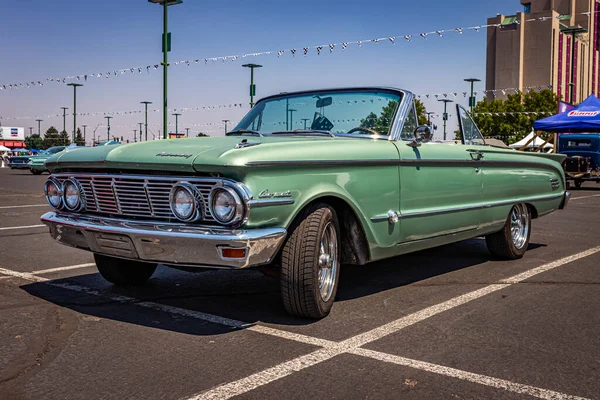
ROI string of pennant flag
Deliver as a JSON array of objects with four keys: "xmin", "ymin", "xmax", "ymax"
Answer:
[
  {"xmin": 0, "ymin": 10, "xmax": 596, "ymax": 92},
  {"xmin": 415, "ymin": 85, "xmax": 553, "ymax": 100}
]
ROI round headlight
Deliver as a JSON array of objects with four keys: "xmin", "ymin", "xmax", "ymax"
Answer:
[
  {"xmin": 209, "ymin": 186, "xmax": 244, "ymax": 225},
  {"xmin": 44, "ymin": 179, "xmax": 63, "ymax": 209},
  {"xmin": 169, "ymin": 183, "xmax": 203, "ymax": 222},
  {"xmin": 63, "ymin": 179, "xmax": 84, "ymax": 211}
]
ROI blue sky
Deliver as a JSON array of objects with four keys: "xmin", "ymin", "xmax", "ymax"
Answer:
[{"xmin": 0, "ymin": 0, "xmax": 524, "ymax": 141}]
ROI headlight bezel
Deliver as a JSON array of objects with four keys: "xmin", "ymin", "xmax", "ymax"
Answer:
[
  {"xmin": 208, "ymin": 184, "xmax": 246, "ymax": 226},
  {"xmin": 44, "ymin": 178, "xmax": 64, "ymax": 209},
  {"xmin": 62, "ymin": 178, "xmax": 85, "ymax": 212},
  {"xmin": 169, "ymin": 182, "xmax": 204, "ymax": 222}
]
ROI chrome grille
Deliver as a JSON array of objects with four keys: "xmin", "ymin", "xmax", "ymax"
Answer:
[{"xmin": 53, "ymin": 174, "xmax": 219, "ymax": 223}]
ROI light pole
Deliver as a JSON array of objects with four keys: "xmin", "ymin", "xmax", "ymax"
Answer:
[
  {"xmin": 141, "ymin": 101, "xmax": 152, "ymax": 141},
  {"xmin": 82, "ymin": 124, "xmax": 87, "ymax": 145},
  {"xmin": 242, "ymin": 63, "xmax": 263, "ymax": 108},
  {"xmin": 133, "ymin": 129, "xmax": 137, "ymax": 142},
  {"xmin": 172, "ymin": 113, "xmax": 181, "ymax": 137},
  {"xmin": 105, "ymin": 116, "xmax": 112, "ymax": 142},
  {"xmin": 67, "ymin": 83, "xmax": 83, "ymax": 143},
  {"xmin": 185, "ymin": 127, "xmax": 190, "ymax": 137},
  {"xmin": 301, "ymin": 118, "xmax": 310, "ymax": 129},
  {"xmin": 288, "ymin": 109, "xmax": 297, "ymax": 129},
  {"xmin": 561, "ymin": 26, "xmax": 588, "ymax": 104},
  {"xmin": 426, "ymin": 112, "xmax": 435, "ymax": 126},
  {"xmin": 222, "ymin": 119, "xmax": 230, "ymax": 133},
  {"xmin": 36, "ymin": 119, "xmax": 43, "ymax": 140},
  {"xmin": 28, "ymin": 127, "xmax": 33, "ymax": 149},
  {"xmin": 61, "ymin": 107, "xmax": 68, "ymax": 136},
  {"xmin": 148, "ymin": 0, "xmax": 183, "ymax": 139},
  {"xmin": 138, "ymin": 122, "xmax": 143, "ymax": 142},
  {"xmin": 438, "ymin": 99, "xmax": 453, "ymax": 140},
  {"xmin": 464, "ymin": 78, "xmax": 481, "ymax": 115}
]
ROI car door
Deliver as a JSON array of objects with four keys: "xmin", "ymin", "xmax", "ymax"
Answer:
[{"xmin": 394, "ymin": 104, "xmax": 483, "ymax": 243}]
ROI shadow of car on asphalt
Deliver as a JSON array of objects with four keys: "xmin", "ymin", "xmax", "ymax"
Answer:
[{"xmin": 20, "ymin": 238, "xmax": 546, "ymax": 336}]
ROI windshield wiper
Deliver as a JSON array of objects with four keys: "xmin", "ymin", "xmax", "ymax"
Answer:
[
  {"xmin": 271, "ymin": 129, "xmax": 335, "ymax": 138},
  {"xmin": 226, "ymin": 129, "xmax": 263, "ymax": 137}
]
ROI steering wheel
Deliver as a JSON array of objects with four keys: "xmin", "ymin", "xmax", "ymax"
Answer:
[{"xmin": 347, "ymin": 127, "xmax": 380, "ymax": 135}]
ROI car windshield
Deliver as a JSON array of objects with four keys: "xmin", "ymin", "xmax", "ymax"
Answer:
[
  {"xmin": 47, "ymin": 147, "xmax": 64, "ymax": 154},
  {"xmin": 233, "ymin": 90, "xmax": 403, "ymax": 137}
]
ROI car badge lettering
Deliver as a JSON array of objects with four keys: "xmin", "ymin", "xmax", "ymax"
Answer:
[
  {"xmin": 156, "ymin": 152, "xmax": 193, "ymax": 159},
  {"xmin": 258, "ymin": 189, "xmax": 292, "ymax": 199},
  {"xmin": 567, "ymin": 110, "xmax": 599, "ymax": 117}
]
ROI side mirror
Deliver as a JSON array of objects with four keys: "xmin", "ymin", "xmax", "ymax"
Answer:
[{"xmin": 407, "ymin": 125, "xmax": 432, "ymax": 148}]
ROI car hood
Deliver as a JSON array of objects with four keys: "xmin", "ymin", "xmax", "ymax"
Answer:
[{"xmin": 45, "ymin": 135, "xmax": 394, "ymax": 174}]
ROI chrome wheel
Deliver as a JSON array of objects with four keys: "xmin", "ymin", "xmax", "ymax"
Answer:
[
  {"xmin": 318, "ymin": 221, "xmax": 338, "ymax": 302},
  {"xmin": 510, "ymin": 204, "xmax": 530, "ymax": 250}
]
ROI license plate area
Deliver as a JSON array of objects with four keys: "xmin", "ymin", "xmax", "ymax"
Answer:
[{"xmin": 92, "ymin": 232, "xmax": 138, "ymax": 258}]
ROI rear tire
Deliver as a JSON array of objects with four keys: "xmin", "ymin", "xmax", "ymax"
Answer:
[
  {"xmin": 485, "ymin": 203, "xmax": 531, "ymax": 260},
  {"xmin": 574, "ymin": 180, "xmax": 583, "ymax": 189},
  {"xmin": 94, "ymin": 254, "xmax": 157, "ymax": 286},
  {"xmin": 280, "ymin": 203, "xmax": 340, "ymax": 319}
]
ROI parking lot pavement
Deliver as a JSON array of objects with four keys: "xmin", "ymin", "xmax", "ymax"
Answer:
[{"xmin": 1, "ymin": 166, "xmax": 599, "ymax": 400}]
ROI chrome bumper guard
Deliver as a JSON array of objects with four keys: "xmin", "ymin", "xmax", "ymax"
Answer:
[
  {"xmin": 41, "ymin": 212, "xmax": 287, "ymax": 269},
  {"xmin": 559, "ymin": 191, "xmax": 571, "ymax": 210}
]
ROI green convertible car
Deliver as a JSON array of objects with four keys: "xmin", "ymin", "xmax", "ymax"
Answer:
[
  {"xmin": 28, "ymin": 146, "xmax": 67, "ymax": 174},
  {"xmin": 41, "ymin": 87, "xmax": 569, "ymax": 318}
]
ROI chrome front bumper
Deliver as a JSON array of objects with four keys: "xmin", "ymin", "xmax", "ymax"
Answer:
[
  {"xmin": 41, "ymin": 212, "xmax": 287, "ymax": 269},
  {"xmin": 559, "ymin": 191, "xmax": 571, "ymax": 210}
]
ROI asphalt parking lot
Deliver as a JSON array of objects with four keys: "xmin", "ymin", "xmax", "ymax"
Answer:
[{"xmin": 1, "ymin": 166, "xmax": 599, "ymax": 400}]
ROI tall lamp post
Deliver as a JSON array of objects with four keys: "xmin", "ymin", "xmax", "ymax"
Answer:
[
  {"xmin": 138, "ymin": 123, "xmax": 143, "ymax": 142},
  {"xmin": 105, "ymin": 116, "xmax": 112, "ymax": 142},
  {"xmin": 82, "ymin": 125, "xmax": 87, "ymax": 146},
  {"xmin": 288, "ymin": 109, "xmax": 297, "ymax": 129},
  {"xmin": 185, "ymin": 127, "xmax": 190, "ymax": 137},
  {"xmin": 426, "ymin": 112, "xmax": 435, "ymax": 126},
  {"xmin": 61, "ymin": 107, "xmax": 68, "ymax": 137},
  {"xmin": 222, "ymin": 119, "xmax": 230, "ymax": 133},
  {"xmin": 438, "ymin": 99, "xmax": 453, "ymax": 140},
  {"xmin": 28, "ymin": 127, "xmax": 33, "ymax": 149},
  {"xmin": 140, "ymin": 101, "xmax": 152, "ymax": 141},
  {"xmin": 242, "ymin": 63, "xmax": 262, "ymax": 108},
  {"xmin": 301, "ymin": 118, "xmax": 310, "ymax": 129},
  {"xmin": 148, "ymin": 0, "xmax": 183, "ymax": 139},
  {"xmin": 464, "ymin": 78, "xmax": 481, "ymax": 115},
  {"xmin": 172, "ymin": 113, "xmax": 181, "ymax": 137},
  {"xmin": 36, "ymin": 119, "xmax": 43, "ymax": 137},
  {"xmin": 67, "ymin": 83, "xmax": 83, "ymax": 143},
  {"xmin": 561, "ymin": 26, "xmax": 588, "ymax": 104}
]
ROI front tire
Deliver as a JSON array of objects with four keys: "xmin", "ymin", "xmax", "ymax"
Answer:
[
  {"xmin": 30, "ymin": 169, "xmax": 42, "ymax": 175},
  {"xmin": 485, "ymin": 203, "xmax": 531, "ymax": 259},
  {"xmin": 94, "ymin": 254, "xmax": 157, "ymax": 286},
  {"xmin": 280, "ymin": 203, "xmax": 341, "ymax": 319}
]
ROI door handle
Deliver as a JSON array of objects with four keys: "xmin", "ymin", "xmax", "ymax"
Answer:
[{"xmin": 469, "ymin": 151, "xmax": 484, "ymax": 161}]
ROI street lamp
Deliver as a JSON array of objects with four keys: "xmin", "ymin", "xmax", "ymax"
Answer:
[
  {"xmin": 222, "ymin": 119, "xmax": 230, "ymax": 133},
  {"xmin": 67, "ymin": 83, "xmax": 83, "ymax": 143},
  {"xmin": 242, "ymin": 63, "xmax": 263, "ymax": 108},
  {"xmin": 148, "ymin": 0, "xmax": 183, "ymax": 139},
  {"xmin": 561, "ymin": 26, "xmax": 588, "ymax": 104},
  {"xmin": 140, "ymin": 101, "xmax": 152, "ymax": 141},
  {"xmin": 104, "ymin": 116, "xmax": 112, "ymax": 142},
  {"xmin": 133, "ymin": 129, "xmax": 137, "ymax": 142},
  {"xmin": 301, "ymin": 118, "xmax": 311, "ymax": 129},
  {"xmin": 464, "ymin": 78, "xmax": 481, "ymax": 115},
  {"xmin": 138, "ymin": 123, "xmax": 143, "ymax": 142},
  {"xmin": 438, "ymin": 99, "xmax": 453, "ymax": 140},
  {"xmin": 185, "ymin": 127, "xmax": 190, "ymax": 137},
  {"xmin": 28, "ymin": 127, "xmax": 33, "ymax": 149},
  {"xmin": 61, "ymin": 107, "xmax": 68, "ymax": 136},
  {"xmin": 426, "ymin": 112, "xmax": 435, "ymax": 126},
  {"xmin": 172, "ymin": 113, "xmax": 181, "ymax": 137},
  {"xmin": 288, "ymin": 109, "xmax": 297, "ymax": 129},
  {"xmin": 82, "ymin": 124, "xmax": 87, "ymax": 146}
]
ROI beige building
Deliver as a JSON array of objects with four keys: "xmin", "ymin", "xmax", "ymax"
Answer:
[{"xmin": 486, "ymin": 0, "xmax": 599, "ymax": 104}]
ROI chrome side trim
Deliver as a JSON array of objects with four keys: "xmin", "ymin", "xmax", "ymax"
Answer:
[
  {"xmin": 248, "ymin": 198, "xmax": 295, "ymax": 208},
  {"xmin": 370, "ymin": 192, "xmax": 565, "ymax": 222},
  {"xmin": 246, "ymin": 159, "xmax": 400, "ymax": 167}
]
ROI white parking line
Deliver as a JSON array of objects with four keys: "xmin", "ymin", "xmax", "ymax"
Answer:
[
  {"xmin": 351, "ymin": 348, "xmax": 588, "ymax": 400},
  {"xmin": 1, "ymin": 247, "xmax": 598, "ymax": 400},
  {"xmin": 0, "ymin": 224, "xmax": 45, "ymax": 231},
  {"xmin": 571, "ymin": 194, "xmax": 600, "ymax": 201},
  {"xmin": 31, "ymin": 263, "xmax": 96, "ymax": 275},
  {"xmin": 187, "ymin": 246, "xmax": 600, "ymax": 400},
  {"xmin": 0, "ymin": 204, "xmax": 48, "ymax": 209}
]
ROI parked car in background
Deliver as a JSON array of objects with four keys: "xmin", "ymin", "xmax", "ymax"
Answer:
[
  {"xmin": 28, "ymin": 146, "xmax": 67, "ymax": 174},
  {"xmin": 559, "ymin": 133, "xmax": 600, "ymax": 188},
  {"xmin": 40, "ymin": 87, "xmax": 569, "ymax": 319},
  {"xmin": 7, "ymin": 153, "xmax": 33, "ymax": 169}
]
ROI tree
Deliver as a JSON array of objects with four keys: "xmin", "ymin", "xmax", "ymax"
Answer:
[
  {"xmin": 415, "ymin": 99, "xmax": 428, "ymax": 126},
  {"xmin": 42, "ymin": 126, "xmax": 62, "ymax": 148},
  {"xmin": 26, "ymin": 134, "xmax": 43, "ymax": 150},
  {"xmin": 196, "ymin": 132, "xmax": 209, "ymax": 137},
  {"xmin": 58, "ymin": 130, "xmax": 71, "ymax": 146},
  {"xmin": 359, "ymin": 100, "xmax": 400, "ymax": 134},
  {"xmin": 75, "ymin": 128, "xmax": 85, "ymax": 146},
  {"xmin": 472, "ymin": 89, "xmax": 558, "ymax": 144}
]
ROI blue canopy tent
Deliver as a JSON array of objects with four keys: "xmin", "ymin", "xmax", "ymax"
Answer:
[{"xmin": 534, "ymin": 94, "xmax": 600, "ymax": 132}]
